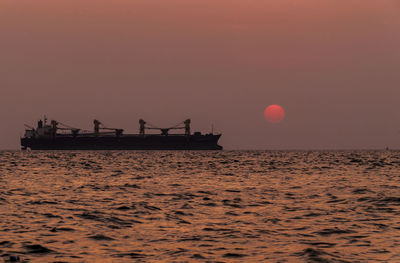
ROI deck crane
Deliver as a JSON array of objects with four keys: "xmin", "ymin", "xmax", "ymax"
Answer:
[
  {"xmin": 49, "ymin": 120, "xmax": 82, "ymax": 137},
  {"xmin": 139, "ymin": 119, "xmax": 191, "ymax": 136},
  {"xmin": 93, "ymin": 120, "xmax": 124, "ymax": 137}
]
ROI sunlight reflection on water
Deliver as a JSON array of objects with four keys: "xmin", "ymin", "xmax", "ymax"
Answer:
[{"xmin": 0, "ymin": 150, "xmax": 399, "ymax": 262}]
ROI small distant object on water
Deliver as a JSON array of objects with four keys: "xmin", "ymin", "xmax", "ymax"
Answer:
[
  {"xmin": 21, "ymin": 117, "xmax": 222, "ymax": 150},
  {"xmin": 6, "ymin": 255, "xmax": 20, "ymax": 262}
]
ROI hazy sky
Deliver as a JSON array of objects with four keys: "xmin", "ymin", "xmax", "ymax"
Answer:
[{"xmin": 1, "ymin": 0, "xmax": 400, "ymax": 150}]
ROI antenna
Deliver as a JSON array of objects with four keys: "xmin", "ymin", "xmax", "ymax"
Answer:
[{"xmin": 211, "ymin": 124, "xmax": 214, "ymax": 134}]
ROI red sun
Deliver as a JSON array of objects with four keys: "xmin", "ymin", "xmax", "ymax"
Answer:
[{"xmin": 264, "ymin": 105, "xmax": 285, "ymax": 123}]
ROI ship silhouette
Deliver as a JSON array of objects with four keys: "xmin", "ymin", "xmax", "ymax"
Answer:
[{"xmin": 21, "ymin": 118, "xmax": 222, "ymax": 150}]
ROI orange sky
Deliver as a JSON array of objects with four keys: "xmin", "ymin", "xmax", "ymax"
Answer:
[{"xmin": 1, "ymin": 0, "xmax": 400, "ymax": 149}]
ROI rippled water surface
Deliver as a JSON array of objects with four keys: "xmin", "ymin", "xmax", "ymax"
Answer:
[{"xmin": 0, "ymin": 150, "xmax": 399, "ymax": 262}]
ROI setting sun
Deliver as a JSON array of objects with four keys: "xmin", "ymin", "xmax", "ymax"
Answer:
[{"xmin": 264, "ymin": 105, "xmax": 285, "ymax": 123}]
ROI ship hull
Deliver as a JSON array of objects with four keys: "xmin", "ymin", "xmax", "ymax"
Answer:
[{"xmin": 21, "ymin": 134, "xmax": 222, "ymax": 150}]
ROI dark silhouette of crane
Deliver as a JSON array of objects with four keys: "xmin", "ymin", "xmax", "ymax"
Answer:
[
  {"xmin": 93, "ymin": 119, "xmax": 123, "ymax": 137},
  {"xmin": 139, "ymin": 119, "xmax": 191, "ymax": 136}
]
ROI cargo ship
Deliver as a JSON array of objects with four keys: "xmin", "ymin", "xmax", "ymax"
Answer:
[{"xmin": 21, "ymin": 118, "xmax": 222, "ymax": 150}]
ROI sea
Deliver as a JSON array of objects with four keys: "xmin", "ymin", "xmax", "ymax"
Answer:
[{"xmin": 0, "ymin": 150, "xmax": 399, "ymax": 262}]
